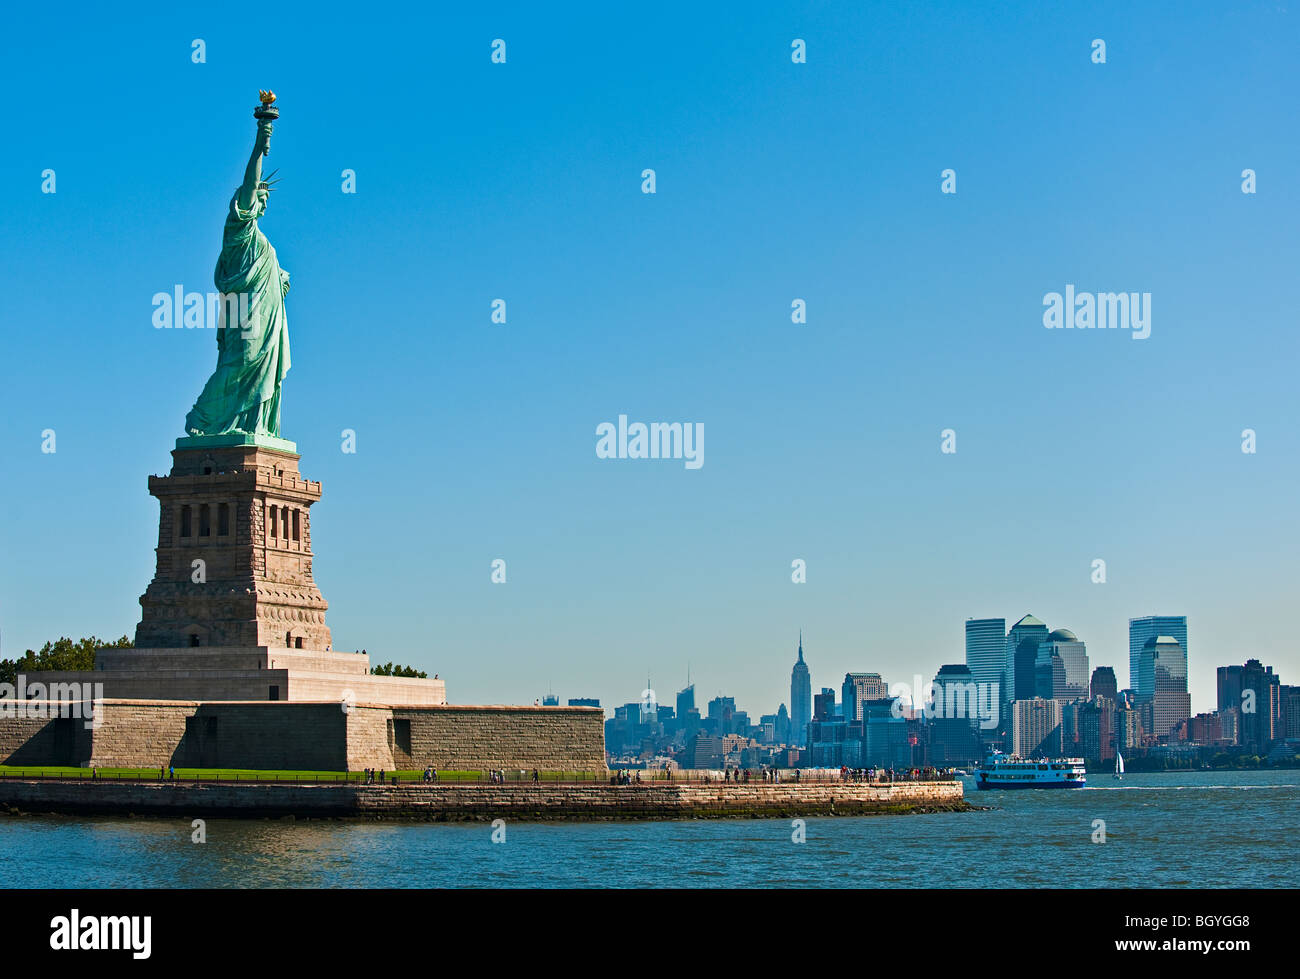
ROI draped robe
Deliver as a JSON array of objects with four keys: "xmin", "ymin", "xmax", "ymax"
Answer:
[{"xmin": 184, "ymin": 195, "xmax": 291, "ymax": 437}]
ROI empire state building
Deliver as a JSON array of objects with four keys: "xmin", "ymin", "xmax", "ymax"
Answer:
[{"xmin": 790, "ymin": 632, "xmax": 812, "ymax": 748}]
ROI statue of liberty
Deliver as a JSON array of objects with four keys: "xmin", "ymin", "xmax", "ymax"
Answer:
[{"xmin": 184, "ymin": 92, "xmax": 291, "ymax": 439}]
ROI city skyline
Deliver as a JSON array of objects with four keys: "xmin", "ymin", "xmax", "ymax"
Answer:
[
  {"xmin": 603, "ymin": 625, "xmax": 1293, "ymax": 769},
  {"xmin": 591, "ymin": 613, "xmax": 1258, "ymax": 725},
  {"xmin": 604, "ymin": 627, "xmax": 1296, "ymax": 768}
]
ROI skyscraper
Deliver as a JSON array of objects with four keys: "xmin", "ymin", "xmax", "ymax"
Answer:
[
  {"xmin": 1138, "ymin": 636, "xmax": 1191, "ymax": 741},
  {"xmin": 1034, "ymin": 628, "xmax": 1090, "ymax": 701},
  {"xmin": 1005, "ymin": 614, "xmax": 1049, "ymax": 704},
  {"xmin": 640, "ymin": 678, "xmax": 658, "ymax": 724},
  {"xmin": 965, "ymin": 617, "xmax": 1006, "ymax": 706},
  {"xmin": 842, "ymin": 672, "xmax": 887, "ymax": 721},
  {"xmin": 706, "ymin": 695, "xmax": 736, "ymax": 727},
  {"xmin": 813, "ymin": 687, "xmax": 837, "ymax": 720},
  {"xmin": 1217, "ymin": 664, "xmax": 1244, "ymax": 714},
  {"xmin": 1220, "ymin": 659, "xmax": 1281, "ymax": 752},
  {"xmin": 676, "ymin": 682, "xmax": 695, "ymax": 720},
  {"xmin": 1010, "ymin": 698, "xmax": 1063, "ymax": 757},
  {"xmin": 930, "ymin": 664, "xmax": 981, "ymax": 764},
  {"xmin": 1079, "ymin": 698, "xmax": 1116, "ymax": 762},
  {"xmin": 863, "ymin": 697, "xmax": 911, "ymax": 768},
  {"xmin": 1281, "ymin": 686, "xmax": 1300, "ymax": 741},
  {"xmin": 1090, "ymin": 666, "xmax": 1118, "ymax": 704},
  {"xmin": 790, "ymin": 633, "xmax": 811, "ymax": 747},
  {"xmin": 1115, "ymin": 697, "xmax": 1143, "ymax": 750},
  {"xmin": 776, "ymin": 703, "xmax": 791, "ymax": 745},
  {"xmin": 1129, "ymin": 615, "xmax": 1188, "ymax": 695},
  {"xmin": 931, "ymin": 663, "xmax": 981, "ymax": 723}
]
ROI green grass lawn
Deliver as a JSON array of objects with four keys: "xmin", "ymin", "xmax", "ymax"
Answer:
[
  {"xmin": 0, "ymin": 766, "xmax": 354, "ymax": 780},
  {"xmin": 0, "ymin": 766, "xmax": 605, "ymax": 782}
]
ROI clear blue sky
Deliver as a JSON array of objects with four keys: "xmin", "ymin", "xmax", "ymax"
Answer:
[{"xmin": 2, "ymin": 2, "xmax": 1296, "ymax": 719}]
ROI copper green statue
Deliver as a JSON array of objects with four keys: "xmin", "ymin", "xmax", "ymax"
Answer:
[{"xmin": 183, "ymin": 92, "xmax": 291, "ymax": 443}]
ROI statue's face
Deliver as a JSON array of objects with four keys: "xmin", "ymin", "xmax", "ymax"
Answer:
[{"xmin": 255, "ymin": 185, "xmax": 270, "ymax": 217}]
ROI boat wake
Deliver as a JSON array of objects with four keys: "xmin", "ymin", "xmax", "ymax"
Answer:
[{"xmin": 1083, "ymin": 783, "xmax": 1295, "ymax": 791}]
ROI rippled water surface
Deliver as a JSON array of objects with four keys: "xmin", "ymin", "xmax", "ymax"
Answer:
[{"xmin": 2, "ymin": 770, "xmax": 1295, "ymax": 887}]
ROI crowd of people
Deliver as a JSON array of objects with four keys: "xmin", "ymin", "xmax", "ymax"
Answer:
[
  {"xmin": 614, "ymin": 765, "xmax": 957, "ymax": 784},
  {"xmin": 707, "ymin": 766, "xmax": 786, "ymax": 783},
  {"xmin": 685, "ymin": 767, "xmax": 802, "ymax": 783},
  {"xmin": 837, "ymin": 765, "xmax": 956, "ymax": 782},
  {"xmin": 350, "ymin": 765, "xmax": 959, "ymax": 785}
]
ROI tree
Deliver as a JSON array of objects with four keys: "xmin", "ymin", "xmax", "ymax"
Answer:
[
  {"xmin": 369, "ymin": 662, "xmax": 427, "ymax": 678},
  {"xmin": 0, "ymin": 635, "xmax": 132, "ymax": 686}
]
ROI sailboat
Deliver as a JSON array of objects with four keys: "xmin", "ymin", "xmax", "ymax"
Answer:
[{"xmin": 1114, "ymin": 751, "xmax": 1124, "ymax": 780}]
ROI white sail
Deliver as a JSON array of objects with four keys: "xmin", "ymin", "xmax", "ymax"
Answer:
[{"xmin": 1116, "ymin": 752, "xmax": 1125, "ymax": 775}]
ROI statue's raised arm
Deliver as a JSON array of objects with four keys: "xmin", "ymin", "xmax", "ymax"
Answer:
[
  {"xmin": 182, "ymin": 92, "xmax": 292, "ymax": 442},
  {"xmin": 238, "ymin": 118, "xmax": 273, "ymax": 212}
]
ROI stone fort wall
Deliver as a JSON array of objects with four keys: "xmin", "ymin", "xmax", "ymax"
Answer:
[
  {"xmin": 0, "ymin": 700, "xmax": 605, "ymax": 774},
  {"xmin": 358, "ymin": 705, "xmax": 608, "ymax": 773},
  {"xmin": 0, "ymin": 713, "xmax": 90, "ymax": 766},
  {"xmin": 89, "ymin": 701, "xmax": 193, "ymax": 768}
]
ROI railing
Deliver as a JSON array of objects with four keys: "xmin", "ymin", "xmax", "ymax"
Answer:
[{"xmin": 613, "ymin": 768, "xmax": 960, "ymax": 785}]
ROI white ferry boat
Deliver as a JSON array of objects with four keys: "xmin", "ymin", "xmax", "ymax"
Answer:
[{"xmin": 974, "ymin": 752, "xmax": 1086, "ymax": 790}]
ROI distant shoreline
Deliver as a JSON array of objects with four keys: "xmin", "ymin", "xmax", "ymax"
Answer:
[{"xmin": 1081, "ymin": 763, "xmax": 1300, "ymax": 775}]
